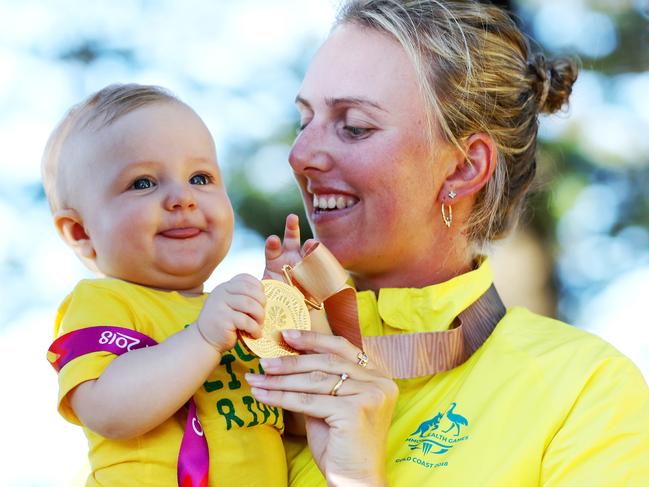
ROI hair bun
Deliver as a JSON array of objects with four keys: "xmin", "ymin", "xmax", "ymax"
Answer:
[{"xmin": 529, "ymin": 54, "xmax": 579, "ymax": 114}]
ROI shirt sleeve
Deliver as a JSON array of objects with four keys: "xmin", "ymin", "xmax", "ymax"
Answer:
[
  {"xmin": 540, "ymin": 355, "xmax": 649, "ymax": 486},
  {"xmin": 52, "ymin": 280, "xmax": 138, "ymax": 425}
]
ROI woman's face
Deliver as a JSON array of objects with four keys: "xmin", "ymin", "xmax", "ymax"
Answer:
[{"xmin": 289, "ymin": 24, "xmax": 456, "ymax": 281}]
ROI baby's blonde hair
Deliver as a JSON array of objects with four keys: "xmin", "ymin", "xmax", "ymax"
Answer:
[
  {"xmin": 336, "ymin": 0, "xmax": 579, "ymax": 245},
  {"xmin": 41, "ymin": 83, "xmax": 179, "ymax": 212}
]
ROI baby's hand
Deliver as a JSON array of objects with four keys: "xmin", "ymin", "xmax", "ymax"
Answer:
[
  {"xmin": 264, "ymin": 214, "xmax": 317, "ymax": 281},
  {"xmin": 195, "ymin": 274, "xmax": 265, "ymax": 353}
]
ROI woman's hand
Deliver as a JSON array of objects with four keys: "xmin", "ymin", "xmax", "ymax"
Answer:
[
  {"xmin": 263, "ymin": 213, "xmax": 317, "ymax": 281},
  {"xmin": 246, "ymin": 330, "xmax": 398, "ymax": 487}
]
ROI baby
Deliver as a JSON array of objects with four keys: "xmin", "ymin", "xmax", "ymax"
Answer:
[{"xmin": 42, "ymin": 84, "xmax": 288, "ymax": 486}]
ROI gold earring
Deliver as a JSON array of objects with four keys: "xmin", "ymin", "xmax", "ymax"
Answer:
[{"xmin": 441, "ymin": 190, "xmax": 457, "ymax": 228}]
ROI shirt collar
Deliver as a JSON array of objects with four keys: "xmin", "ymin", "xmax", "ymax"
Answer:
[{"xmin": 356, "ymin": 257, "xmax": 494, "ymax": 334}]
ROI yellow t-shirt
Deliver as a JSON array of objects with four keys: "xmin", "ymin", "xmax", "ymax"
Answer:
[
  {"xmin": 53, "ymin": 278, "xmax": 286, "ymax": 487},
  {"xmin": 286, "ymin": 259, "xmax": 649, "ymax": 486}
]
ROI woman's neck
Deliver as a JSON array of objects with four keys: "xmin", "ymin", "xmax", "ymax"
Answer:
[{"xmin": 350, "ymin": 239, "xmax": 475, "ymax": 293}]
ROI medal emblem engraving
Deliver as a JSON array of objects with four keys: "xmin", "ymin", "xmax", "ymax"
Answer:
[{"xmin": 241, "ymin": 280, "xmax": 311, "ymax": 357}]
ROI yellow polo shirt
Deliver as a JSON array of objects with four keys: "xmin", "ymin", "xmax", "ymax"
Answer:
[
  {"xmin": 286, "ymin": 259, "xmax": 649, "ymax": 486},
  {"xmin": 53, "ymin": 278, "xmax": 286, "ymax": 487}
]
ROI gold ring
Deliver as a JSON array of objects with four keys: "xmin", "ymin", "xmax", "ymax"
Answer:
[
  {"xmin": 330, "ymin": 372, "xmax": 349, "ymax": 396},
  {"xmin": 356, "ymin": 351, "xmax": 369, "ymax": 368}
]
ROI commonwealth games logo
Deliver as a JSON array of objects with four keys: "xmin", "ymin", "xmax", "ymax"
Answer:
[{"xmin": 406, "ymin": 402, "xmax": 470, "ymax": 455}]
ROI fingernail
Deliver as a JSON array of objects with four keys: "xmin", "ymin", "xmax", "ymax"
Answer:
[
  {"xmin": 245, "ymin": 373, "xmax": 263, "ymax": 384},
  {"xmin": 260, "ymin": 358, "xmax": 280, "ymax": 370},
  {"xmin": 282, "ymin": 329, "xmax": 301, "ymax": 340},
  {"xmin": 250, "ymin": 387, "xmax": 267, "ymax": 399}
]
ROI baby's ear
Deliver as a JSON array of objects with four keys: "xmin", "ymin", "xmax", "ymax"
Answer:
[{"xmin": 53, "ymin": 209, "xmax": 96, "ymax": 262}]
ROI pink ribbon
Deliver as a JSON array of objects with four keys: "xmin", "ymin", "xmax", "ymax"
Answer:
[{"xmin": 48, "ymin": 326, "xmax": 209, "ymax": 487}]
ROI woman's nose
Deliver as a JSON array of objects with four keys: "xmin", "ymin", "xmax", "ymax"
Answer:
[
  {"xmin": 164, "ymin": 182, "xmax": 196, "ymax": 211},
  {"xmin": 288, "ymin": 122, "xmax": 333, "ymax": 175}
]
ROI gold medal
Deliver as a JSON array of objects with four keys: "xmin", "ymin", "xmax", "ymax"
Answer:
[{"xmin": 240, "ymin": 280, "xmax": 311, "ymax": 358}]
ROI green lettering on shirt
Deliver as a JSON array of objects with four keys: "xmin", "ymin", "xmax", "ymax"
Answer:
[
  {"xmin": 203, "ymin": 378, "xmax": 224, "ymax": 393},
  {"xmin": 234, "ymin": 342, "xmax": 256, "ymax": 362},
  {"xmin": 242, "ymin": 395, "xmax": 259, "ymax": 426},
  {"xmin": 220, "ymin": 353, "xmax": 241, "ymax": 390},
  {"xmin": 216, "ymin": 398, "xmax": 244, "ymax": 430},
  {"xmin": 268, "ymin": 404, "xmax": 281, "ymax": 426},
  {"xmin": 256, "ymin": 399, "xmax": 271, "ymax": 423}
]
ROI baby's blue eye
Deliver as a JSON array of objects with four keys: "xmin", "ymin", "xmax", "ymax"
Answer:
[
  {"xmin": 190, "ymin": 174, "xmax": 210, "ymax": 185},
  {"xmin": 131, "ymin": 178, "xmax": 155, "ymax": 190}
]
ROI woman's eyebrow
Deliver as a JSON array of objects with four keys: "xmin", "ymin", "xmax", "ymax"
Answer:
[
  {"xmin": 326, "ymin": 96, "xmax": 386, "ymax": 112},
  {"xmin": 295, "ymin": 94, "xmax": 386, "ymax": 112}
]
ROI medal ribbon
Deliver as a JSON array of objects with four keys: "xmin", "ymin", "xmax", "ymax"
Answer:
[
  {"xmin": 47, "ymin": 326, "xmax": 209, "ymax": 487},
  {"xmin": 290, "ymin": 244, "xmax": 506, "ymax": 379}
]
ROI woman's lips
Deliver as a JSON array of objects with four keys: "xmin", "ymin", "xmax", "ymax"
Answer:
[
  {"xmin": 312, "ymin": 193, "xmax": 358, "ymax": 210},
  {"xmin": 159, "ymin": 227, "xmax": 202, "ymax": 239},
  {"xmin": 310, "ymin": 200, "xmax": 358, "ymax": 224}
]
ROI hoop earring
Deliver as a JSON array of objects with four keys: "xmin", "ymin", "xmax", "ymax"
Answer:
[{"xmin": 441, "ymin": 190, "xmax": 457, "ymax": 228}]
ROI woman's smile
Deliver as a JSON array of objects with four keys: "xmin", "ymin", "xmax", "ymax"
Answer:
[{"xmin": 311, "ymin": 193, "xmax": 358, "ymax": 211}]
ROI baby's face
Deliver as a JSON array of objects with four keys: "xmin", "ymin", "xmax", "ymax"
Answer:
[{"xmin": 69, "ymin": 101, "xmax": 233, "ymax": 293}]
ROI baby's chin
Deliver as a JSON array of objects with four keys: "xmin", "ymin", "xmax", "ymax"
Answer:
[
  {"xmin": 137, "ymin": 275, "xmax": 207, "ymax": 295},
  {"xmin": 156, "ymin": 267, "xmax": 214, "ymax": 291},
  {"xmin": 111, "ymin": 267, "xmax": 213, "ymax": 295},
  {"xmin": 160, "ymin": 249, "xmax": 225, "ymax": 278},
  {"xmin": 98, "ymin": 253, "xmax": 222, "ymax": 293}
]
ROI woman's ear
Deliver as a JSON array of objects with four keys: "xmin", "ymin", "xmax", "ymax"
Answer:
[
  {"xmin": 53, "ymin": 209, "xmax": 96, "ymax": 261},
  {"xmin": 438, "ymin": 133, "xmax": 497, "ymax": 203}
]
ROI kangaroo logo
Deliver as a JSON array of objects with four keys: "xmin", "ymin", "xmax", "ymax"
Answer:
[
  {"xmin": 406, "ymin": 402, "xmax": 470, "ymax": 455},
  {"xmin": 410, "ymin": 412, "xmax": 443, "ymax": 437}
]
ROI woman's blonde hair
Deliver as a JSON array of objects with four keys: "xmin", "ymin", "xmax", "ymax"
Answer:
[{"xmin": 336, "ymin": 0, "xmax": 578, "ymax": 244}]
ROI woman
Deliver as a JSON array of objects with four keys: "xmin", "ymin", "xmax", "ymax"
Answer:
[{"xmin": 247, "ymin": 1, "xmax": 649, "ymax": 485}]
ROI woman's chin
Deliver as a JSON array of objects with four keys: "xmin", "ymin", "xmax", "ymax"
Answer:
[{"xmin": 314, "ymin": 238, "xmax": 361, "ymax": 271}]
